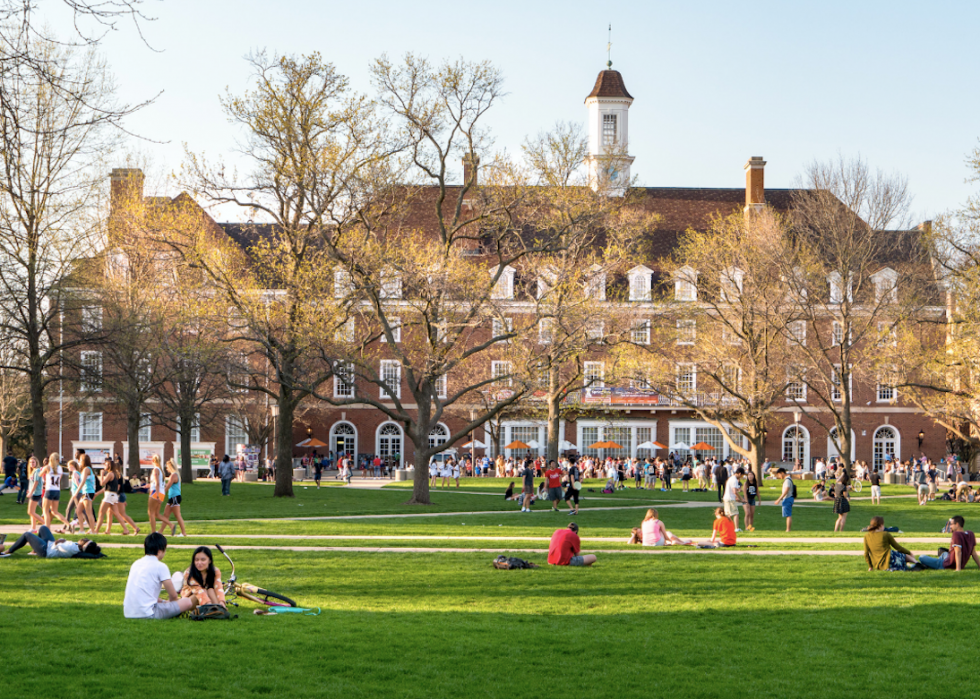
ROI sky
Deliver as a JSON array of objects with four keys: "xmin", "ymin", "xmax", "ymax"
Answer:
[{"xmin": 42, "ymin": 0, "xmax": 980, "ymax": 223}]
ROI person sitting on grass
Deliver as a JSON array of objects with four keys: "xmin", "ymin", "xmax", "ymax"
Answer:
[
  {"xmin": 639, "ymin": 508, "xmax": 693, "ymax": 546},
  {"xmin": 179, "ymin": 546, "xmax": 226, "ymax": 607},
  {"xmin": 811, "ymin": 481, "xmax": 827, "ymax": 502},
  {"xmin": 504, "ymin": 481, "xmax": 517, "ymax": 501},
  {"xmin": 863, "ymin": 516, "xmax": 918, "ymax": 571},
  {"xmin": 123, "ymin": 532, "xmax": 199, "ymax": 619},
  {"xmin": 916, "ymin": 515, "xmax": 980, "ymax": 571},
  {"xmin": 548, "ymin": 522, "xmax": 596, "ymax": 567},
  {"xmin": 0, "ymin": 525, "xmax": 101, "ymax": 558},
  {"xmin": 700, "ymin": 508, "xmax": 737, "ymax": 548}
]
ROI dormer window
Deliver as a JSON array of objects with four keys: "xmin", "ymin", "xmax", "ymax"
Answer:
[
  {"xmin": 828, "ymin": 271, "xmax": 852, "ymax": 304},
  {"xmin": 491, "ymin": 265, "xmax": 516, "ymax": 300},
  {"xmin": 334, "ymin": 269, "xmax": 353, "ymax": 298},
  {"xmin": 584, "ymin": 266, "xmax": 606, "ymax": 300},
  {"xmin": 602, "ymin": 114, "xmax": 617, "ymax": 146},
  {"xmin": 871, "ymin": 267, "xmax": 898, "ymax": 304},
  {"xmin": 674, "ymin": 266, "xmax": 698, "ymax": 302},
  {"xmin": 537, "ymin": 268, "xmax": 559, "ymax": 300},
  {"xmin": 628, "ymin": 265, "xmax": 653, "ymax": 301}
]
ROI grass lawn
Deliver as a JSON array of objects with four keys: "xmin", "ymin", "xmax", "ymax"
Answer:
[{"xmin": 0, "ymin": 547, "xmax": 974, "ymax": 699}]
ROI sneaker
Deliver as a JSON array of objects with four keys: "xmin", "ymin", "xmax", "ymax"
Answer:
[{"xmin": 735, "ymin": 528, "xmax": 743, "ymax": 533}]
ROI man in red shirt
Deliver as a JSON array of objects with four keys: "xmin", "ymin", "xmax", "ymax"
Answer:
[
  {"xmin": 547, "ymin": 523, "xmax": 596, "ymax": 566},
  {"xmin": 544, "ymin": 460, "xmax": 564, "ymax": 512},
  {"xmin": 918, "ymin": 515, "xmax": 980, "ymax": 570}
]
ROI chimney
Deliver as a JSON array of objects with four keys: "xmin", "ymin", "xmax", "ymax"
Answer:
[
  {"xmin": 110, "ymin": 168, "xmax": 145, "ymax": 217},
  {"xmin": 744, "ymin": 157, "xmax": 766, "ymax": 214},
  {"xmin": 462, "ymin": 153, "xmax": 480, "ymax": 186}
]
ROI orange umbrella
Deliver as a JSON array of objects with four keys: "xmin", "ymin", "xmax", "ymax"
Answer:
[
  {"xmin": 304, "ymin": 437, "xmax": 328, "ymax": 448},
  {"xmin": 587, "ymin": 441, "xmax": 624, "ymax": 450},
  {"xmin": 603, "ymin": 441, "xmax": 624, "ymax": 449},
  {"xmin": 652, "ymin": 441, "xmax": 668, "ymax": 449},
  {"xmin": 691, "ymin": 442, "xmax": 715, "ymax": 450},
  {"xmin": 504, "ymin": 440, "xmax": 531, "ymax": 450}
]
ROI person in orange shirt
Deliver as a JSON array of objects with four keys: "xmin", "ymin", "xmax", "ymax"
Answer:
[{"xmin": 707, "ymin": 507, "xmax": 737, "ymax": 547}]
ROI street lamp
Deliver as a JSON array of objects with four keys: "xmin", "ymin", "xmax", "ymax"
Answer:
[
  {"xmin": 918, "ymin": 430, "xmax": 925, "ymax": 449},
  {"xmin": 793, "ymin": 409, "xmax": 802, "ymax": 470}
]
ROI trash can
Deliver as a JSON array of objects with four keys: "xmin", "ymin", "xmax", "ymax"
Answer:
[
  {"xmin": 395, "ymin": 469, "xmax": 408, "ymax": 481},
  {"xmin": 292, "ymin": 468, "xmax": 305, "ymax": 482}
]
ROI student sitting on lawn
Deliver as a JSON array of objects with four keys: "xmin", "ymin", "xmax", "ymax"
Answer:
[
  {"xmin": 863, "ymin": 516, "xmax": 918, "ymax": 571},
  {"xmin": 917, "ymin": 516, "xmax": 980, "ymax": 571},
  {"xmin": 639, "ymin": 509, "xmax": 693, "ymax": 546},
  {"xmin": 0, "ymin": 525, "xmax": 101, "ymax": 558},
  {"xmin": 123, "ymin": 532, "xmax": 198, "ymax": 619},
  {"xmin": 548, "ymin": 522, "xmax": 596, "ymax": 566},
  {"xmin": 700, "ymin": 508, "xmax": 737, "ymax": 548}
]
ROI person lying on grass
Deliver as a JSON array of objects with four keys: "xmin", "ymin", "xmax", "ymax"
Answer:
[
  {"xmin": 123, "ymin": 532, "xmax": 199, "ymax": 620},
  {"xmin": 0, "ymin": 525, "xmax": 101, "ymax": 558},
  {"xmin": 699, "ymin": 508, "xmax": 737, "ymax": 548},
  {"xmin": 631, "ymin": 508, "xmax": 693, "ymax": 546},
  {"xmin": 548, "ymin": 522, "xmax": 596, "ymax": 567},
  {"xmin": 863, "ymin": 516, "xmax": 918, "ymax": 571}
]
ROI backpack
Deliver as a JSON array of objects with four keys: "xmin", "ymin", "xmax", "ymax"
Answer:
[
  {"xmin": 188, "ymin": 604, "xmax": 234, "ymax": 621},
  {"xmin": 492, "ymin": 555, "xmax": 538, "ymax": 570},
  {"xmin": 787, "ymin": 479, "xmax": 797, "ymax": 499}
]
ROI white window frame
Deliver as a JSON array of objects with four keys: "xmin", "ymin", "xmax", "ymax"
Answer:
[
  {"xmin": 586, "ymin": 320, "xmax": 605, "ymax": 342},
  {"xmin": 831, "ymin": 364, "xmax": 852, "ymax": 403},
  {"xmin": 584, "ymin": 269, "xmax": 606, "ymax": 300},
  {"xmin": 828, "ymin": 271, "xmax": 853, "ymax": 304},
  {"xmin": 225, "ymin": 415, "xmax": 249, "ymax": 457},
  {"xmin": 81, "ymin": 306, "xmax": 103, "ymax": 333},
  {"xmin": 490, "ymin": 266, "xmax": 515, "ymax": 300},
  {"xmin": 538, "ymin": 318, "xmax": 554, "ymax": 344},
  {"xmin": 602, "ymin": 113, "xmax": 617, "ymax": 146},
  {"xmin": 676, "ymin": 318, "xmax": 696, "ymax": 345},
  {"xmin": 788, "ymin": 320, "xmax": 807, "ymax": 346},
  {"xmin": 676, "ymin": 363, "xmax": 697, "ymax": 394},
  {"xmin": 720, "ymin": 267, "xmax": 744, "ymax": 303},
  {"xmin": 871, "ymin": 267, "xmax": 898, "ymax": 304},
  {"xmin": 380, "ymin": 317, "xmax": 401, "ymax": 343},
  {"xmin": 334, "ymin": 360, "xmax": 355, "ymax": 398},
  {"xmin": 334, "ymin": 269, "xmax": 353, "ymax": 298},
  {"xmin": 632, "ymin": 320, "xmax": 651, "ymax": 345},
  {"xmin": 674, "ymin": 266, "xmax": 698, "ymax": 302},
  {"xmin": 786, "ymin": 366, "xmax": 806, "ymax": 402},
  {"xmin": 176, "ymin": 414, "xmax": 201, "ymax": 444},
  {"xmin": 380, "ymin": 360, "xmax": 401, "ymax": 400},
  {"xmin": 79, "ymin": 411, "xmax": 103, "ymax": 441},
  {"xmin": 628, "ymin": 265, "xmax": 653, "ymax": 302},
  {"xmin": 80, "ymin": 351, "xmax": 103, "ymax": 392},
  {"xmin": 583, "ymin": 361, "xmax": 605, "ymax": 389},
  {"xmin": 492, "ymin": 317, "xmax": 513, "ymax": 343},
  {"xmin": 491, "ymin": 360, "xmax": 513, "ymax": 387},
  {"xmin": 434, "ymin": 373, "xmax": 448, "ymax": 400},
  {"xmin": 876, "ymin": 366, "xmax": 897, "ymax": 403},
  {"xmin": 335, "ymin": 318, "xmax": 355, "ymax": 343},
  {"xmin": 380, "ymin": 267, "xmax": 402, "ymax": 299},
  {"xmin": 877, "ymin": 322, "xmax": 897, "ymax": 347},
  {"xmin": 832, "ymin": 321, "xmax": 844, "ymax": 346},
  {"xmin": 138, "ymin": 413, "xmax": 152, "ymax": 442}
]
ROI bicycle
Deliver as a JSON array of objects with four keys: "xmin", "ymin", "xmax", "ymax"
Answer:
[
  {"xmin": 216, "ymin": 544, "xmax": 297, "ymax": 608},
  {"xmin": 851, "ymin": 480, "xmax": 863, "ymax": 493}
]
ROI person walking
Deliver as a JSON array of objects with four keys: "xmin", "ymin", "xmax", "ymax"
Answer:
[
  {"xmin": 722, "ymin": 467, "xmax": 745, "ymax": 532},
  {"xmin": 520, "ymin": 460, "xmax": 535, "ymax": 512},
  {"xmin": 96, "ymin": 460, "xmax": 138, "ymax": 535},
  {"xmin": 313, "ymin": 457, "xmax": 323, "ymax": 489},
  {"xmin": 25, "ymin": 456, "xmax": 44, "ymax": 530},
  {"xmin": 147, "ymin": 454, "xmax": 167, "ymax": 532},
  {"xmin": 157, "ymin": 459, "xmax": 186, "ymax": 537},
  {"xmin": 713, "ymin": 461, "xmax": 728, "ymax": 503},
  {"xmin": 743, "ymin": 469, "xmax": 759, "ymax": 532},
  {"xmin": 833, "ymin": 468, "xmax": 851, "ymax": 532},
  {"xmin": 564, "ymin": 461, "xmax": 582, "ymax": 515},
  {"xmin": 870, "ymin": 467, "xmax": 882, "ymax": 505},
  {"xmin": 16, "ymin": 457, "xmax": 28, "ymax": 504},
  {"xmin": 40, "ymin": 453, "xmax": 70, "ymax": 530},
  {"xmin": 218, "ymin": 455, "xmax": 234, "ymax": 496},
  {"xmin": 773, "ymin": 468, "xmax": 796, "ymax": 532}
]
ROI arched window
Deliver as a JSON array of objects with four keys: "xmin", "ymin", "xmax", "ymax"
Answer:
[
  {"xmin": 376, "ymin": 422, "xmax": 403, "ymax": 467},
  {"xmin": 873, "ymin": 426, "xmax": 900, "ymax": 469},
  {"xmin": 781, "ymin": 425, "xmax": 810, "ymax": 468},
  {"xmin": 827, "ymin": 427, "xmax": 856, "ymax": 462},
  {"xmin": 330, "ymin": 421, "xmax": 357, "ymax": 458},
  {"xmin": 428, "ymin": 423, "xmax": 450, "ymax": 451}
]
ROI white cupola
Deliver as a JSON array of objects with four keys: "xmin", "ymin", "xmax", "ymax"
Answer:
[{"xmin": 584, "ymin": 68, "xmax": 634, "ymax": 195}]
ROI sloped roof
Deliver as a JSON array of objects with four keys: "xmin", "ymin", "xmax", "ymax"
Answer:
[{"xmin": 586, "ymin": 70, "xmax": 633, "ymax": 101}]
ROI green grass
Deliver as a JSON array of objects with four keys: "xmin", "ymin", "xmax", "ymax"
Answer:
[{"xmin": 1, "ymin": 548, "xmax": 975, "ymax": 698}]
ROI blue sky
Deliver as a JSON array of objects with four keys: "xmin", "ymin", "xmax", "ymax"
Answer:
[{"xmin": 45, "ymin": 0, "xmax": 980, "ymax": 221}]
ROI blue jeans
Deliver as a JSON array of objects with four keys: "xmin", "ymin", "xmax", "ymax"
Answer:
[
  {"xmin": 221, "ymin": 478, "xmax": 232, "ymax": 496},
  {"xmin": 8, "ymin": 525, "xmax": 53, "ymax": 556},
  {"xmin": 918, "ymin": 552, "xmax": 948, "ymax": 569}
]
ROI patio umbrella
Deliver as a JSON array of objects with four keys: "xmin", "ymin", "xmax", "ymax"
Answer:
[
  {"xmin": 652, "ymin": 441, "xmax": 668, "ymax": 449},
  {"xmin": 295, "ymin": 438, "xmax": 310, "ymax": 447},
  {"xmin": 462, "ymin": 439, "xmax": 486, "ymax": 449},
  {"xmin": 670, "ymin": 442, "xmax": 690, "ymax": 451},
  {"xmin": 602, "ymin": 441, "xmax": 624, "ymax": 449},
  {"xmin": 304, "ymin": 438, "xmax": 328, "ymax": 448},
  {"xmin": 637, "ymin": 441, "xmax": 657, "ymax": 450},
  {"xmin": 691, "ymin": 442, "xmax": 716, "ymax": 451},
  {"xmin": 504, "ymin": 440, "xmax": 531, "ymax": 449},
  {"xmin": 559, "ymin": 440, "xmax": 576, "ymax": 451}
]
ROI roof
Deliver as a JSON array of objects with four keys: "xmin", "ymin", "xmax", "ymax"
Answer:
[{"xmin": 586, "ymin": 70, "xmax": 633, "ymax": 101}]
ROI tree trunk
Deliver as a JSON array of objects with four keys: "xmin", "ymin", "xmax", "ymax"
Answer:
[
  {"xmin": 126, "ymin": 406, "xmax": 141, "ymax": 479},
  {"xmin": 546, "ymin": 381, "xmax": 560, "ymax": 464},
  {"xmin": 749, "ymin": 432, "xmax": 765, "ymax": 484},
  {"xmin": 407, "ymin": 393, "xmax": 432, "ymax": 505},
  {"xmin": 30, "ymin": 373, "xmax": 46, "ymax": 460},
  {"xmin": 274, "ymin": 394, "xmax": 295, "ymax": 497},
  {"xmin": 178, "ymin": 411, "xmax": 194, "ymax": 483}
]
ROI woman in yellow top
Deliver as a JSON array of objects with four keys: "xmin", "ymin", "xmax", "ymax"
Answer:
[
  {"xmin": 863, "ymin": 516, "xmax": 918, "ymax": 571},
  {"xmin": 180, "ymin": 546, "xmax": 226, "ymax": 606}
]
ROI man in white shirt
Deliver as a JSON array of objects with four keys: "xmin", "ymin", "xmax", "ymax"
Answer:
[
  {"xmin": 124, "ymin": 532, "xmax": 198, "ymax": 619},
  {"xmin": 722, "ymin": 468, "xmax": 746, "ymax": 532},
  {"xmin": 815, "ymin": 458, "xmax": 826, "ymax": 481}
]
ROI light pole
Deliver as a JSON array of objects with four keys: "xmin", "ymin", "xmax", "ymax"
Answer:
[{"xmin": 793, "ymin": 409, "xmax": 802, "ymax": 471}]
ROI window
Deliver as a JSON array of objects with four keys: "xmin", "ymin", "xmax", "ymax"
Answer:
[
  {"xmin": 877, "ymin": 366, "xmax": 897, "ymax": 402},
  {"xmin": 877, "ymin": 322, "xmax": 897, "ymax": 347},
  {"xmin": 602, "ymin": 114, "xmax": 617, "ymax": 146},
  {"xmin": 537, "ymin": 366, "xmax": 552, "ymax": 390},
  {"xmin": 632, "ymin": 320, "xmax": 650, "ymax": 345},
  {"xmin": 720, "ymin": 267, "xmax": 744, "ymax": 303},
  {"xmin": 428, "ymin": 424, "xmax": 450, "ymax": 450},
  {"xmin": 628, "ymin": 371, "xmax": 651, "ymax": 390},
  {"xmin": 832, "ymin": 321, "xmax": 844, "ymax": 346},
  {"xmin": 334, "ymin": 361, "xmax": 355, "ymax": 398},
  {"xmin": 873, "ymin": 426, "xmax": 899, "ymax": 468},
  {"xmin": 786, "ymin": 366, "xmax": 806, "ymax": 402},
  {"xmin": 492, "ymin": 361, "xmax": 513, "ymax": 387},
  {"xmin": 492, "ymin": 317, "xmax": 513, "ymax": 342},
  {"xmin": 335, "ymin": 318, "xmax": 354, "ymax": 343},
  {"xmin": 380, "ymin": 267, "xmax": 402, "ymax": 299},
  {"xmin": 539, "ymin": 318, "xmax": 554, "ymax": 344},
  {"xmin": 828, "ymin": 272, "xmax": 852, "ymax": 304},
  {"xmin": 380, "ymin": 317, "xmax": 401, "ymax": 343},
  {"xmin": 872, "ymin": 268, "xmax": 898, "ymax": 304},
  {"xmin": 334, "ymin": 269, "xmax": 353, "ymax": 298},
  {"xmin": 628, "ymin": 266, "xmax": 652, "ymax": 301},
  {"xmin": 79, "ymin": 412, "xmax": 102, "ymax": 441},
  {"xmin": 537, "ymin": 269, "xmax": 558, "ymax": 299},
  {"xmin": 676, "ymin": 363, "xmax": 696, "ymax": 394},
  {"xmin": 228, "ymin": 352, "xmax": 249, "ymax": 392},
  {"xmin": 788, "ymin": 321, "xmax": 807, "ymax": 346},
  {"xmin": 490, "ymin": 266, "xmax": 515, "ymax": 299},
  {"xmin": 782, "ymin": 425, "xmax": 808, "ymax": 463},
  {"xmin": 176, "ymin": 414, "xmax": 201, "ymax": 444},
  {"xmin": 225, "ymin": 415, "xmax": 248, "ymax": 457},
  {"xmin": 719, "ymin": 364, "xmax": 741, "ymax": 392},
  {"xmin": 584, "ymin": 271, "xmax": 606, "ymax": 300},
  {"xmin": 81, "ymin": 306, "xmax": 102, "ymax": 333},
  {"xmin": 831, "ymin": 364, "xmax": 852, "ymax": 403},
  {"xmin": 674, "ymin": 266, "xmax": 697, "ymax": 301},
  {"xmin": 138, "ymin": 413, "xmax": 152, "ymax": 442},
  {"xmin": 434, "ymin": 373, "xmax": 448, "ymax": 400},
  {"xmin": 586, "ymin": 320, "xmax": 604, "ymax": 341},
  {"xmin": 80, "ymin": 351, "xmax": 102, "ymax": 392},
  {"xmin": 228, "ymin": 307, "xmax": 247, "ymax": 332},
  {"xmin": 380, "ymin": 360, "xmax": 401, "ymax": 399},
  {"xmin": 676, "ymin": 319, "xmax": 696, "ymax": 345},
  {"xmin": 584, "ymin": 361, "xmax": 604, "ymax": 388}
]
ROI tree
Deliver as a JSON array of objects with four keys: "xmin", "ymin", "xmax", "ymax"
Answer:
[
  {"xmin": 624, "ymin": 208, "xmax": 797, "ymax": 481},
  {"xmin": 179, "ymin": 51, "xmax": 392, "ymax": 497},
  {"xmin": 0, "ymin": 37, "xmax": 121, "ymax": 459},
  {"xmin": 0, "ymin": 344, "xmax": 30, "ymax": 457},
  {"xmin": 779, "ymin": 156, "xmax": 932, "ymax": 469}
]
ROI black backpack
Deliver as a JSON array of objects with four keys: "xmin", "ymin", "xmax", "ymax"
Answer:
[{"xmin": 188, "ymin": 604, "xmax": 234, "ymax": 620}]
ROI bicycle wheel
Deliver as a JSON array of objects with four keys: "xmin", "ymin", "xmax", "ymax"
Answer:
[
  {"xmin": 852, "ymin": 480, "xmax": 862, "ymax": 493},
  {"xmin": 238, "ymin": 584, "xmax": 297, "ymax": 607}
]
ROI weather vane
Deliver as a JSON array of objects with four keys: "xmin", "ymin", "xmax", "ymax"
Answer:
[{"xmin": 606, "ymin": 24, "xmax": 612, "ymax": 69}]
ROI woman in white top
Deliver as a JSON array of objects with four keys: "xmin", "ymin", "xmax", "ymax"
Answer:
[
  {"xmin": 452, "ymin": 461, "xmax": 461, "ymax": 488},
  {"xmin": 40, "ymin": 453, "xmax": 70, "ymax": 529},
  {"xmin": 639, "ymin": 509, "xmax": 692, "ymax": 546},
  {"xmin": 147, "ymin": 454, "xmax": 166, "ymax": 534}
]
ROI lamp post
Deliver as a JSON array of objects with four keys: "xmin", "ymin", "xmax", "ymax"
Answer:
[
  {"xmin": 793, "ymin": 409, "xmax": 802, "ymax": 471},
  {"xmin": 918, "ymin": 430, "xmax": 925, "ymax": 450}
]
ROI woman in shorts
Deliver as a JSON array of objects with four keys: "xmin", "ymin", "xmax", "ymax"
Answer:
[
  {"xmin": 25, "ymin": 456, "xmax": 44, "ymax": 530},
  {"xmin": 97, "ymin": 460, "xmax": 137, "ymax": 535},
  {"xmin": 639, "ymin": 508, "xmax": 692, "ymax": 546},
  {"xmin": 40, "ymin": 453, "xmax": 70, "ymax": 530},
  {"xmin": 147, "ymin": 454, "xmax": 166, "ymax": 533},
  {"xmin": 743, "ymin": 469, "xmax": 759, "ymax": 531},
  {"xmin": 157, "ymin": 458, "xmax": 186, "ymax": 537},
  {"xmin": 680, "ymin": 462, "xmax": 692, "ymax": 493},
  {"xmin": 833, "ymin": 468, "xmax": 851, "ymax": 532}
]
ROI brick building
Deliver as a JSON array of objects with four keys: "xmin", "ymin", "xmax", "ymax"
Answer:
[{"xmin": 48, "ymin": 66, "xmax": 947, "ymax": 473}]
